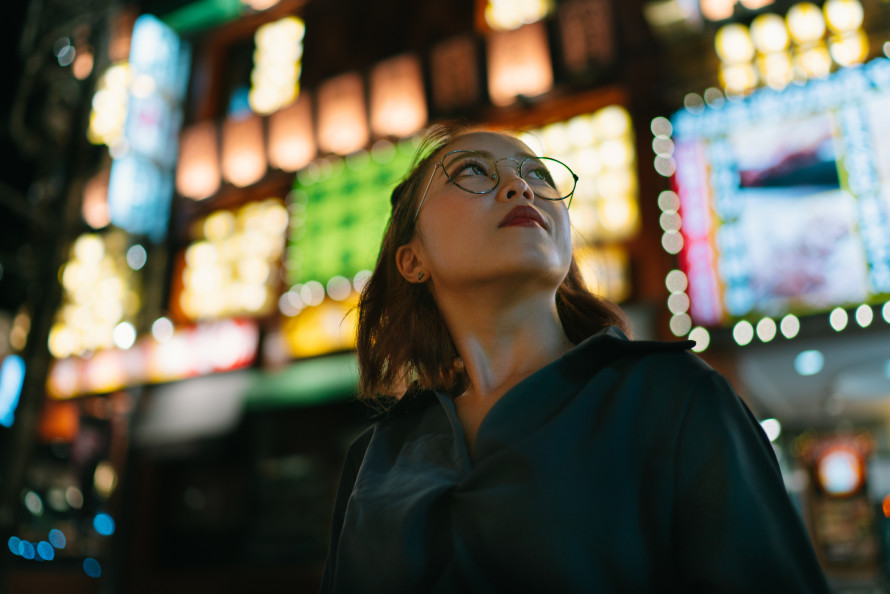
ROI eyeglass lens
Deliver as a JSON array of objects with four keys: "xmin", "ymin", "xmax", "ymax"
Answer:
[{"xmin": 441, "ymin": 151, "xmax": 575, "ymax": 200}]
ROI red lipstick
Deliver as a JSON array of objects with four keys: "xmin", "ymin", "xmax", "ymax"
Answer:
[{"xmin": 498, "ymin": 205, "xmax": 547, "ymax": 229}]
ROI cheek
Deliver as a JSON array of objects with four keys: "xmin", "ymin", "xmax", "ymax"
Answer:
[
  {"xmin": 551, "ymin": 204, "xmax": 573, "ymax": 255},
  {"xmin": 416, "ymin": 203, "xmax": 484, "ymax": 264}
]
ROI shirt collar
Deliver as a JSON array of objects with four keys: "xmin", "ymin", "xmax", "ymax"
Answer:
[{"xmin": 376, "ymin": 326, "xmax": 694, "ymax": 419}]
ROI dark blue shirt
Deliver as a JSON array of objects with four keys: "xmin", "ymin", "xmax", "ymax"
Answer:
[{"xmin": 321, "ymin": 327, "xmax": 830, "ymax": 593}]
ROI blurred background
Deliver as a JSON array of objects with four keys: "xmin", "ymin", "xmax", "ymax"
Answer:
[{"xmin": 1, "ymin": 0, "xmax": 890, "ymax": 591}]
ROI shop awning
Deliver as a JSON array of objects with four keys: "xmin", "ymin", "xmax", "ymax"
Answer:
[{"xmin": 243, "ymin": 351, "xmax": 358, "ymax": 411}]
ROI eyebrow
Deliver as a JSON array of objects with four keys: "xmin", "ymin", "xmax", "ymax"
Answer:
[{"xmin": 454, "ymin": 149, "xmax": 539, "ymax": 161}]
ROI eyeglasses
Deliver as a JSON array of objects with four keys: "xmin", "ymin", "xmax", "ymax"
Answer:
[{"xmin": 413, "ymin": 150, "xmax": 578, "ymax": 223}]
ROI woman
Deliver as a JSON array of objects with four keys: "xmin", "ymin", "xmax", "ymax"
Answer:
[{"xmin": 320, "ymin": 124, "xmax": 830, "ymax": 592}]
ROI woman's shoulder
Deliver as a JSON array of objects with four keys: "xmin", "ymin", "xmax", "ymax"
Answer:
[
  {"xmin": 571, "ymin": 325, "xmax": 707, "ymax": 375},
  {"xmin": 570, "ymin": 326, "xmax": 735, "ymax": 406}
]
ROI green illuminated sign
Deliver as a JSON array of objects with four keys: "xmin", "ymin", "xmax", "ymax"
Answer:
[
  {"xmin": 287, "ymin": 139, "xmax": 418, "ymax": 287},
  {"xmin": 158, "ymin": 0, "xmax": 244, "ymax": 35}
]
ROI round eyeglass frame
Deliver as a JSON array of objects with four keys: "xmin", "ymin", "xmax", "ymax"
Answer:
[{"xmin": 413, "ymin": 150, "xmax": 579, "ymax": 224}]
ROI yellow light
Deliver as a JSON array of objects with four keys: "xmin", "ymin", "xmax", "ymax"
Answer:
[
  {"xmin": 700, "ymin": 0, "xmax": 735, "ymax": 21},
  {"xmin": 185, "ymin": 241, "xmax": 217, "ymax": 268},
  {"xmin": 522, "ymin": 105, "xmax": 637, "ymax": 244},
  {"xmin": 715, "ymin": 24, "xmax": 756, "ymax": 64},
  {"xmin": 750, "ymin": 13, "xmax": 789, "ymax": 53},
  {"xmin": 795, "ymin": 42, "xmax": 832, "ymax": 78},
  {"xmin": 757, "ymin": 51, "xmax": 794, "ymax": 89},
  {"xmin": 282, "ymin": 295, "xmax": 359, "ymax": 358},
  {"xmin": 82, "ymin": 168, "xmax": 111, "ymax": 230},
  {"xmin": 595, "ymin": 169, "xmax": 636, "ymax": 197},
  {"xmin": 98, "ymin": 277, "xmax": 124, "ymax": 302},
  {"xmin": 268, "ymin": 94, "xmax": 315, "ymax": 172},
  {"xmin": 485, "ymin": 0, "xmax": 553, "ymax": 31},
  {"xmin": 93, "ymin": 461, "xmax": 118, "ymax": 498},
  {"xmin": 599, "ymin": 138, "xmax": 634, "ymax": 168},
  {"xmin": 87, "ymin": 63, "xmax": 130, "ymax": 147},
  {"xmin": 238, "ymin": 258, "xmax": 270, "ymax": 284},
  {"xmin": 829, "ymin": 31, "xmax": 868, "ymax": 67},
  {"xmin": 566, "ymin": 115, "xmax": 594, "ymax": 148},
  {"xmin": 250, "ymin": 16, "xmax": 305, "ymax": 115},
  {"xmin": 317, "ymin": 72, "xmax": 369, "ymax": 155},
  {"xmin": 823, "ymin": 0, "xmax": 864, "ymax": 34},
  {"xmin": 48, "ymin": 324, "xmax": 77, "ymax": 359},
  {"xmin": 178, "ymin": 201, "xmax": 286, "ymax": 321},
  {"xmin": 203, "ymin": 210, "xmax": 235, "ymax": 241},
  {"xmin": 487, "ymin": 22, "xmax": 554, "ymax": 106},
  {"xmin": 221, "ymin": 114, "xmax": 266, "ymax": 187},
  {"xmin": 720, "ymin": 62, "xmax": 759, "ymax": 93},
  {"xmin": 73, "ymin": 234, "xmax": 105, "ymax": 263},
  {"xmin": 176, "ymin": 122, "xmax": 220, "ymax": 200},
  {"xmin": 592, "ymin": 105, "xmax": 631, "ymax": 139},
  {"xmin": 369, "ymin": 54, "xmax": 427, "ymax": 138},
  {"xmin": 598, "ymin": 197, "xmax": 639, "ymax": 236},
  {"xmin": 574, "ymin": 148, "xmax": 602, "ymax": 176},
  {"xmin": 241, "ymin": 0, "xmax": 281, "ymax": 10},
  {"xmin": 573, "ymin": 244, "xmax": 630, "ymax": 302},
  {"xmin": 786, "ymin": 3, "xmax": 826, "ymax": 45},
  {"xmin": 541, "ymin": 123, "xmax": 570, "ymax": 154}
]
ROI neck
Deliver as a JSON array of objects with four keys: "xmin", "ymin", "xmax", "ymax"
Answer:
[{"xmin": 432, "ymin": 282, "xmax": 574, "ymax": 401}]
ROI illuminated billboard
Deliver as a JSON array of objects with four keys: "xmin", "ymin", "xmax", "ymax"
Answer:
[
  {"xmin": 107, "ymin": 14, "xmax": 191, "ymax": 241},
  {"xmin": 286, "ymin": 139, "xmax": 417, "ymax": 288},
  {"xmin": 669, "ymin": 58, "xmax": 890, "ymax": 327}
]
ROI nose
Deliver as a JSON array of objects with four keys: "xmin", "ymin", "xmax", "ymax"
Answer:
[{"xmin": 496, "ymin": 164, "xmax": 534, "ymax": 202}]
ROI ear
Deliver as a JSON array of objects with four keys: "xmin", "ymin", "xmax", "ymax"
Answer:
[{"xmin": 396, "ymin": 242, "xmax": 426, "ymax": 283}]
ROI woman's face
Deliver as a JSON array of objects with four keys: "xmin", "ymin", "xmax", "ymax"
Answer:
[{"xmin": 403, "ymin": 132, "xmax": 573, "ymax": 293}]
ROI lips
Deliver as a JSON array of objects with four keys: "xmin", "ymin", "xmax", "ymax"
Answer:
[{"xmin": 498, "ymin": 205, "xmax": 547, "ymax": 229}]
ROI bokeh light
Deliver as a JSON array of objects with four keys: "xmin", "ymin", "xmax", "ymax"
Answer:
[
  {"xmin": 829, "ymin": 307, "xmax": 848, "ymax": 332},
  {"xmin": 756, "ymin": 317, "xmax": 777, "ymax": 342},
  {"xmin": 689, "ymin": 327, "xmax": 710, "ymax": 352},
  {"xmin": 780, "ymin": 314, "xmax": 800, "ymax": 339},
  {"xmin": 93, "ymin": 513, "xmax": 116, "ymax": 536},
  {"xmin": 733, "ymin": 320, "xmax": 754, "ymax": 346},
  {"xmin": 794, "ymin": 349, "xmax": 824, "ymax": 376},
  {"xmin": 760, "ymin": 418, "xmax": 782, "ymax": 442},
  {"xmin": 855, "ymin": 304, "xmax": 873, "ymax": 327},
  {"xmin": 48, "ymin": 529, "xmax": 67, "ymax": 549},
  {"xmin": 36, "ymin": 541, "xmax": 55, "ymax": 561},
  {"xmin": 83, "ymin": 558, "xmax": 102, "ymax": 578}
]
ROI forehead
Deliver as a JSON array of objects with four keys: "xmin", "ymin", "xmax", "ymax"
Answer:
[{"xmin": 440, "ymin": 131, "xmax": 535, "ymax": 159}]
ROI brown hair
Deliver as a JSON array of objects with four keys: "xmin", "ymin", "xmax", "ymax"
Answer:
[{"xmin": 355, "ymin": 122, "xmax": 630, "ymax": 400}]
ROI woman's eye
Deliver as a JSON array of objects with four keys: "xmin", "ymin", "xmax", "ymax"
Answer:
[
  {"xmin": 526, "ymin": 167, "xmax": 555, "ymax": 186},
  {"xmin": 454, "ymin": 161, "xmax": 490, "ymax": 177}
]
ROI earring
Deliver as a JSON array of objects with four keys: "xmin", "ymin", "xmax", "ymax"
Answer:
[{"xmin": 417, "ymin": 272, "xmax": 425, "ymax": 281}]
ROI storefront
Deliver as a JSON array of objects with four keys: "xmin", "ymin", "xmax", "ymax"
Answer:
[{"xmin": 5, "ymin": 0, "xmax": 890, "ymax": 591}]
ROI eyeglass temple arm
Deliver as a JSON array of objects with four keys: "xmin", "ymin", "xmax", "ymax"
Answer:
[{"xmin": 413, "ymin": 163, "xmax": 440, "ymax": 224}]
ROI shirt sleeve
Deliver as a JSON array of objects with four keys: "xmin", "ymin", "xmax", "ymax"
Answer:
[
  {"xmin": 319, "ymin": 428, "xmax": 373, "ymax": 594},
  {"xmin": 671, "ymin": 370, "xmax": 831, "ymax": 593}
]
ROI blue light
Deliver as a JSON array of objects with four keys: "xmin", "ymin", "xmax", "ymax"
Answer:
[
  {"xmin": 20, "ymin": 540, "xmax": 35, "ymax": 559},
  {"xmin": 794, "ymin": 350, "xmax": 825, "ymax": 376},
  {"xmin": 36, "ymin": 541, "xmax": 54, "ymax": 560},
  {"xmin": 0, "ymin": 355, "xmax": 25, "ymax": 428},
  {"xmin": 227, "ymin": 86, "xmax": 252, "ymax": 119},
  {"xmin": 8, "ymin": 536, "xmax": 21, "ymax": 555},
  {"xmin": 93, "ymin": 513, "xmax": 116, "ymax": 536},
  {"xmin": 48, "ymin": 528, "xmax": 67, "ymax": 549},
  {"xmin": 83, "ymin": 557, "xmax": 102, "ymax": 578}
]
